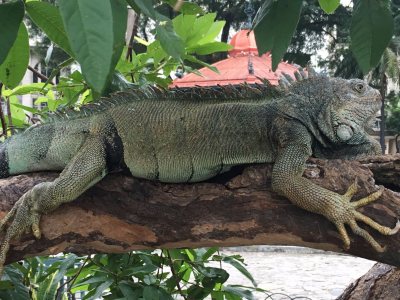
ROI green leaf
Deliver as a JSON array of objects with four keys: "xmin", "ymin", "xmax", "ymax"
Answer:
[
  {"xmin": 222, "ymin": 285, "xmax": 254, "ymax": 300},
  {"xmin": 11, "ymin": 103, "xmax": 39, "ymax": 114},
  {"xmin": 156, "ymin": 21, "xmax": 185, "ymax": 59},
  {"xmin": 41, "ymin": 254, "xmax": 78, "ymax": 300},
  {"xmin": 143, "ymin": 286, "xmax": 173, "ymax": 300},
  {"xmin": 4, "ymin": 83, "xmax": 48, "ymax": 96},
  {"xmin": 201, "ymin": 247, "xmax": 219, "ymax": 261},
  {"xmin": 0, "ymin": 23, "xmax": 29, "ymax": 89},
  {"xmin": 183, "ymin": 54, "xmax": 218, "ymax": 74},
  {"xmin": 318, "ymin": 0, "xmax": 340, "ymax": 14},
  {"xmin": 0, "ymin": 267, "xmax": 30, "ymax": 300},
  {"xmin": 197, "ymin": 21, "xmax": 226, "ymax": 44},
  {"xmin": 351, "ymin": 0, "xmax": 393, "ymax": 74},
  {"xmin": 253, "ymin": 0, "xmax": 303, "ymax": 70},
  {"xmin": 188, "ymin": 42, "xmax": 232, "ymax": 55},
  {"xmin": 58, "ymin": 0, "xmax": 128, "ymax": 95},
  {"xmin": 186, "ymin": 13, "xmax": 217, "ymax": 47},
  {"xmin": 110, "ymin": 0, "xmax": 129, "ymax": 72},
  {"xmin": 83, "ymin": 279, "xmax": 113, "ymax": 300},
  {"xmin": 172, "ymin": 14, "xmax": 196, "ymax": 41},
  {"xmin": 129, "ymin": 0, "xmax": 168, "ymax": 21},
  {"xmin": 221, "ymin": 256, "xmax": 257, "ymax": 287},
  {"xmin": 0, "ymin": 1, "xmax": 24, "ymax": 65},
  {"xmin": 26, "ymin": 1, "xmax": 74, "ymax": 57},
  {"xmin": 118, "ymin": 282, "xmax": 140, "ymax": 299},
  {"xmin": 198, "ymin": 266, "xmax": 229, "ymax": 284}
]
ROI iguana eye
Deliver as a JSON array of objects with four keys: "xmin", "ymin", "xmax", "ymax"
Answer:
[{"xmin": 353, "ymin": 82, "xmax": 365, "ymax": 93}]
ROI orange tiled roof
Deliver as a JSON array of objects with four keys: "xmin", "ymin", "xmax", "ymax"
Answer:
[{"xmin": 172, "ymin": 29, "xmax": 298, "ymax": 87}]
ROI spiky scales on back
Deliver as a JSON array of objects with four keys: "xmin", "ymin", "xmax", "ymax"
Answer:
[
  {"xmin": 46, "ymin": 80, "xmax": 283, "ymax": 123},
  {"xmin": 0, "ymin": 69, "xmax": 398, "ymax": 276}
]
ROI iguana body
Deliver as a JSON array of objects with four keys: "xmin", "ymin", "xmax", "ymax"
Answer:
[{"xmin": 0, "ymin": 72, "xmax": 398, "ymax": 272}]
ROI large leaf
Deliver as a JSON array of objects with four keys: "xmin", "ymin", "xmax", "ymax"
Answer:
[
  {"xmin": 3, "ymin": 83, "xmax": 48, "ymax": 97},
  {"xmin": 187, "ymin": 42, "xmax": 232, "ymax": 55},
  {"xmin": 318, "ymin": 0, "xmax": 340, "ymax": 14},
  {"xmin": 351, "ymin": 0, "xmax": 393, "ymax": 74},
  {"xmin": 37, "ymin": 254, "xmax": 78, "ymax": 300},
  {"xmin": 26, "ymin": 1, "xmax": 73, "ymax": 57},
  {"xmin": 143, "ymin": 285, "xmax": 173, "ymax": 300},
  {"xmin": 156, "ymin": 22, "xmax": 185, "ymax": 59},
  {"xmin": 128, "ymin": 0, "xmax": 168, "ymax": 21},
  {"xmin": 172, "ymin": 14, "xmax": 196, "ymax": 42},
  {"xmin": 197, "ymin": 21, "xmax": 226, "ymax": 44},
  {"xmin": 253, "ymin": 0, "xmax": 303, "ymax": 71},
  {"xmin": 110, "ymin": 0, "xmax": 128, "ymax": 70},
  {"xmin": 186, "ymin": 13, "xmax": 217, "ymax": 47},
  {"xmin": 58, "ymin": 0, "xmax": 127, "ymax": 95},
  {"xmin": 0, "ymin": 24, "xmax": 29, "ymax": 89},
  {"xmin": 0, "ymin": 267, "xmax": 30, "ymax": 300},
  {"xmin": 0, "ymin": 1, "xmax": 24, "ymax": 65}
]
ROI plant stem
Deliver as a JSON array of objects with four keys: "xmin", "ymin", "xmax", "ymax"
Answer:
[
  {"xmin": 28, "ymin": 65, "xmax": 53, "ymax": 84},
  {"xmin": 166, "ymin": 250, "xmax": 187, "ymax": 300}
]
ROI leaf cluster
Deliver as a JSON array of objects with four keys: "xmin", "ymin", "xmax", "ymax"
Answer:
[
  {"xmin": 0, "ymin": 249, "xmax": 271, "ymax": 299},
  {"xmin": 252, "ymin": 0, "xmax": 394, "ymax": 74},
  {"xmin": 0, "ymin": 0, "xmax": 231, "ymax": 133}
]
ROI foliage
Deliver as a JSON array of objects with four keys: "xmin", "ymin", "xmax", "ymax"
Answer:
[
  {"xmin": 253, "ymin": 0, "xmax": 393, "ymax": 74},
  {"xmin": 350, "ymin": 0, "xmax": 394, "ymax": 74},
  {"xmin": 386, "ymin": 92, "xmax": 400, "ymax": 133},
  {"xmin": 253, "ymin": 0, "xmax": 303, "ymax": 70},
  {"xmin": 0, "ymin": 249, "xmax": 271, "ymax": 299},
  {"xmin": 0, "ymin": 0, "xmax": 231, "ymax": 99},
  {"xmin": 0, "ymin": 1, "xmax": 231, "ymax": 132}
]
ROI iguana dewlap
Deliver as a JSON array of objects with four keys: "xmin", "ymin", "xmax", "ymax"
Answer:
[{"xmin": 0, "ymin": 70, "xmax": 398, "ymax": 274}]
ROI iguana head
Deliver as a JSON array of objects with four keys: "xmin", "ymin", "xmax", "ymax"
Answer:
[
  {"xmin": 283, "ymin": 73, "xmax": 381, "ymax": 146},
  {"xmin": 316, "ymin": 77, "xmax": 381, "ymax": 145}
]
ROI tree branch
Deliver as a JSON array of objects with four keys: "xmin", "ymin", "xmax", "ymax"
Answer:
[
  {"xmin": 1, "ymin": 155, "xmax": 400, "ymax": 266},
  {"xmin": 27, "ymin": 65, "xmax": 52, "ymax": 84}
]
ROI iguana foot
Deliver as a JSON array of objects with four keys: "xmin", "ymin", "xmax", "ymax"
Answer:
[
  {"xmin": 0, "ymin": 184, "xmax": 47, "ymax": 275},
  {"xmin": 330, "ymin": 180, "xmax": 400, "ymax": 252}
]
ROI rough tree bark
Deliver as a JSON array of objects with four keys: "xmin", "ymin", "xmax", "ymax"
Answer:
[
  {"xmin": 0, "ymin": 154, "xmax": 399, "ymax": 267},
  {"xmin": 338, "ymin": 263, "xmax": 400, "ymax": 300}
]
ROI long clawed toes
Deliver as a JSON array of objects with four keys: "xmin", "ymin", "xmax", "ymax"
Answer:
[
  {"xmin": 335, "ymin": 223, "xmax": 350, "ymax": 250},
  {"xmin": 349, "ymin": 220, "xmax": 386, "ymax": 252},
  {"xmin": 333, "ymin": 180, "xmax": 399, "ymax": 252}
]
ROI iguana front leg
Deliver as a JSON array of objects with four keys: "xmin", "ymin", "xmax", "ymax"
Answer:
[
  {"xmin": 0, "ymin": 136, "xmax": 107, "ymax": 274},
  {"xmin": 272, "ymin": 127, "xmax": 399, "ymax": 252}
]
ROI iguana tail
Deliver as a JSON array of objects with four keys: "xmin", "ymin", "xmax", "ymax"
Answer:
[{"xmin": 0, "ymin": 120, "xmax": 90, "ymax": 178}]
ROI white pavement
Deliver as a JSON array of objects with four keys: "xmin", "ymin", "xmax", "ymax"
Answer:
[{"xmin": 219, "ymin": 247, "xmax": 375, "ymax": 300}]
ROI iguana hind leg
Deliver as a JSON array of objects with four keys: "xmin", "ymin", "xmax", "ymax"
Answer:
[{"xmin": 0, "ymin": 136, "xmax": 107, "ymax": 274}]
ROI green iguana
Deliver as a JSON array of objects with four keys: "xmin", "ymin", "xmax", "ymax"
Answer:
[{"xmin": 0, "ymin": 69, "xmax": 398, "ymax": 273}]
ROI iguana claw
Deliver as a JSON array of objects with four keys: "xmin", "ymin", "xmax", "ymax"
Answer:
[
  {"xmin": 0, "ymin": 191, "xmax": 43, "ymax": 276},
  {"xmin": 332, "ymin": 181, "xmax": 400, "ymax": 252}
]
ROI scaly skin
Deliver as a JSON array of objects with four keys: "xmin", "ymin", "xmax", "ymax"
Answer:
[{"xmin": 0, "ymin": 70, "xmax": 398, "ymax": 275}]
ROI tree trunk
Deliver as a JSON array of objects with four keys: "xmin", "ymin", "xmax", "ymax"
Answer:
[
  {"xmin": 1, "ymin": 155, "xmax": 400, "ymax": 266},
  {"xmin": 337, "ymin": 263, "xmax": 400, "ymax": 300}
]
